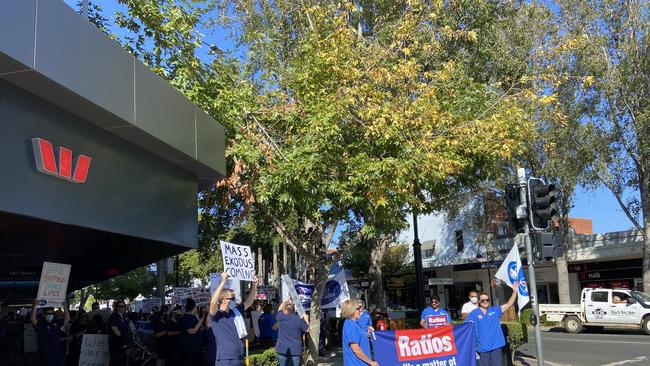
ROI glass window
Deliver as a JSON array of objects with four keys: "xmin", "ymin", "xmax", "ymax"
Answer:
[
  {"xmin": 455, "ymin": 230, "xmax": 464, "ymax": 253},
  {"xmin": 590, "ymin": 291, "xmax": 608, "ymax": 302},
  {"xmin": 424, "ymin": 249, "xmax": 434, "ymax": 257}
]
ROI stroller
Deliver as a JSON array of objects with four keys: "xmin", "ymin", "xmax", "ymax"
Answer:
[{"xmin": 128, "ymin": 320, "xmax": 157, "ymax": 366}]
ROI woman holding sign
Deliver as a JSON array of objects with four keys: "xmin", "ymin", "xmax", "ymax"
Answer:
[
  {"xmin": 341, "ymin": 299, "xmax": 378, "ymax": 366},
  {"xmin": 273, "ymin": 300, "xmax": 309, "ymax": 366},
  {"xmin": 209, "ymin": 271, "xmax": 258, "ymax": 366}
]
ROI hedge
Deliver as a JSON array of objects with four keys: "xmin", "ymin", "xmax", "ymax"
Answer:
[
  {"xmin": 248, "ymin": 348, "xmax": 278, "ymax": 366},
  {"xmin": 502, "ymin": 321, "xmax": 527, "ymax": 350}
]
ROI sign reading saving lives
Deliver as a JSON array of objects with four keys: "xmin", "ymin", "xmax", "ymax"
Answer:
[
  {"xmin": 220, "ymin": 241, "xmax": 255, "ymax": 281},
  {"xmin": 36, "ymin": 262, "xmax": 71, "ymax": 307},
  {"xmin": 371, "ymin": 324, "xmax": 476, "ymax": 366}
]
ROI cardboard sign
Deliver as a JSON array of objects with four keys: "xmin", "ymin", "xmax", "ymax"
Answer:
[
  {"xmin": 78, "ymin": 334, "xmax": 110, "ymax": 366},
  {"xmin": 220, "ymin": 241, "xmax": 255, "ymax": 281},
  {"xmin": 36, "ymin": 262, "xmax": 71, "ymax": 307},
  {"xmin": 172, "ymin": 287, "xmax": 212, "ymax": 307}
]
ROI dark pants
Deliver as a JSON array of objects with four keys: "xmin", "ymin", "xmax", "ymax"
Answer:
[
  {"xmin": 109, "ymin": 346, "xmax": 126, "ymax": 366},
  {"xmin": 478, "ymin": 348, "xmax": 502, "ymax": 366}
]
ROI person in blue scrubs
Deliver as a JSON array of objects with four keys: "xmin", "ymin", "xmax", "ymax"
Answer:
[
  {"xmin": 465, "ymin": 281, "xmax": 519, "ymax": 366},
  {"xmin": 30, "ymin": 300, "xmax": 70, "ymax": 366},
  {"xmin": 419, "ymin": 295, "xmax": 451, "ymax": 328},
  {"xmin": 355, "ymin": 300, "xmax": 373, "ymax": 358},
  {"xmin": 108, "ymin": 300, "xmax": 131, "ymax": 366},
  {"xmin": 258, "ymin": 303, "xmax": 278, "ymax": 340},
  {"xmin": 273, "ymin": 301, "xmax": 309, "ymax": 366},
  {"xmin": 341, "ymin": 299, "xmax": 378, "ymax": 366},
  {"xmin": 209, "ymin": 271, "xmax": 259, "ymax": 366},
  {"xmin": 177, "ymin": 298, "xmax": 203, "ymax": 366}
]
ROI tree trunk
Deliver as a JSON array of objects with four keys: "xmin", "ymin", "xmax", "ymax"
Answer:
[
  {"xmin": 368, "ymin": 237, "xmax": 389, "ymax": 310},
  {"xmin": 305, "ymin": 264, "xmax": 328, "ymax": 366},
  {"xmin": 156, "ymin": 259, "xmax": 166, "ymax": 306},
  {"xmin": 556, "ymin": 192, "xmax": 573, "ymax": 303},
  {"xmin": 78, "ymin": 287, "xmax": 93, "ymax": 311},
  {"xmin": 640, "ymin": 169, "xmax": 650, "ymax": 293}
]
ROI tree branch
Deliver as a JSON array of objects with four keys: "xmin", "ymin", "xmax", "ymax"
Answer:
[{"xmin": 588, "ymin": 163, "xmax": 643, "ymax": 232}]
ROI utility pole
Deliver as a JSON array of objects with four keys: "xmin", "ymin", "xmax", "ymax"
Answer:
[
  {"xmin": 517, "ymin": 167, "xmax": 544, "ymax": 366},
  {"xmin": 413, "ymin": 211, "xmax": 426, "ymax": 313}
]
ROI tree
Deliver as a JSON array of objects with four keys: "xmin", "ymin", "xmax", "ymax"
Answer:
[
  {"xmin": 93, "ymin": 266, "xmax": 157, "ymax": 302},
  {"xmin": 215, "ymin": 2, "xmax": 533, "ymax": 363},
  {"xmin": 550, "ymin": 0, "xmax": 650, "ymax": 291}
]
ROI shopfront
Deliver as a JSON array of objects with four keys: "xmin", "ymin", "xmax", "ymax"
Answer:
[
  {"xmin": 570, "ymin": 259, "xmax": 643, "ymax": 292},
  {"xmin": 0, "ymin": 1, "xmax": 225, "ymax": 304}
]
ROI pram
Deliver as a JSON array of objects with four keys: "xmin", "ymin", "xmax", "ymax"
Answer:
[{"xmin": 127, "ymin": 320, "xmax": 157, "ymax": 365}]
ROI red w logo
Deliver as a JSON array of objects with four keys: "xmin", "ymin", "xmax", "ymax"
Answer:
[{"xmin": 31, "ymin": 138, "xmax": 92, "ymax": 183}]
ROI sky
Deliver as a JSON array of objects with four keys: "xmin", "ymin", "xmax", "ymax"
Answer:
[{"xmin": 64, "ymin": 1, "xmax": 638, "ymax": 235}]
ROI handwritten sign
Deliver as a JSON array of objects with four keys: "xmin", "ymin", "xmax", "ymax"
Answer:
[
  {"xmin": 172, "ymin": 287, "xmax": 211, "ymax": 307},
  {"xmin": 220, "ymin": 241, "xmax": 255, "ymax": 281},
  {"xmin": 78, "ymin": 334, "xmax": 109, "ymax": 366},
  {"xmin": 36, "ymin": 262, "xmax": 71, "ymax": 307}
]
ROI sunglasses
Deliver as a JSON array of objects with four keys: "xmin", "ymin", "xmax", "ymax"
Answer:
[
  {"xmin": 479, "ymin": 299, "xmax": 489, "ymax": 303},
  {"xmin": 431, "ymin": 301, "xmax": 439, "ymax": 304}
]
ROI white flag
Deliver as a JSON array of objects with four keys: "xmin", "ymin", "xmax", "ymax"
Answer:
[{"xmin": 495, "ymin": 244, "xmax": 530, "ymax": 312}]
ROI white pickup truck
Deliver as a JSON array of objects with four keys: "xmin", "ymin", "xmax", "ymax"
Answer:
[{"xmin": 539, "ymin": 288, "xmax": 650, "ymax": 334}]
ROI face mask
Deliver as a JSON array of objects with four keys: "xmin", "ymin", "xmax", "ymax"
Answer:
[
  {"xmin": 470, "ymin": 297, "xmax": 478, "ymax": 304},
  {"xmin": 45, "ymin": 315, "xmax": 54, "ymax": 323},
  {"xmin": 229, "ymin": 300, "xmax": 237, "ymax": 310}
]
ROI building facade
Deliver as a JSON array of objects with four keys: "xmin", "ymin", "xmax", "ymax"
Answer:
[{"xmin": 399, "ymin": 197, "xmax": 644, "ymax": 316}]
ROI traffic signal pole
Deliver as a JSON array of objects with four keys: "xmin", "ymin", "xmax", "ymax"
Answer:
[{"xmin": 517, "ymin": 168, "xmax": 544, "ymax": 366}]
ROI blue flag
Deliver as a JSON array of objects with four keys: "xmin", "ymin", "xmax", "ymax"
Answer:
[{"xmin": 371, "ymin": 323, "xmax": 476, "ymax": 366}]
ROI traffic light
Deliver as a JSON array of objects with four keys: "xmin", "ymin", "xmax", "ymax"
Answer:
[
  {"xmin": 535, "ymin": 232, "xmax": 564, "ymax": 261},
  {"xmin": 505, "ymin": 184, "xmax": 526, "ymax": 233},
  {"xmin": 527, "ymin": 178, "xmax": 560, "ymax": 231}
]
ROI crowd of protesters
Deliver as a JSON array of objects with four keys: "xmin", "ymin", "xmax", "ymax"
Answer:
[{"xmin": 1, "ymin": 275, "xmax": 517, "ymax": 366}]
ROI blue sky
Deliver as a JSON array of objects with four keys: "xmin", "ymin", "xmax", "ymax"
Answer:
[{"xmin": 65, "ymin": 1, "xmax": 637, "ymax": 235}]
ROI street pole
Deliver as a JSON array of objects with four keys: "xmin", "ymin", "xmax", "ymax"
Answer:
[
  {"xmin": 518, "ymin": 167, "xmax": 544, "ymax": 366},
  {"xmin": 413, "ymin": 211, "xmax": 426, "ymax": 313}
]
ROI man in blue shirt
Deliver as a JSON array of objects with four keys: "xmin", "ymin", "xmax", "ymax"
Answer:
[
  {"xmin": 30, "ymin": 300, "xmax": 70, "ymax": 366},
  {"xmin": 465, "ymin": 281, "xmax": 518, "ymax": 366},
  {"xmin": 419, "ymin": 295, "xmax": 451, "ymax": 328},
  {"xmin": 209, "ymin": 271, "xmax": 258, "ymax": 366}
]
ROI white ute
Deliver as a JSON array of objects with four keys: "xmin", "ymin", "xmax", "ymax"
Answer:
[{"xmin": 539, "ymin": 288, "xmax": 650, "ymax": 334}]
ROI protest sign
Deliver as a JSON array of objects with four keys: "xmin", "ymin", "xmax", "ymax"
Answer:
[
  {"xmin": 78, "ymin": 334, "xmax": 110, "ymax": 366},
  {"xmin": 36, "ymin": 261, "xmax": 71, "ymax": 307},
  {"xmin": 281, "ymin": 270, "xmax": 350, "ymax": 310},
  {"xmin": 210, "ymin": 272, "xmax": 241, "ymax": 303},
  {"xmin": 172, "ymin": 287, "xmax": 211, "ymax": 307},
  {"xmin": 256, "ymin": 285, "xmax": 274, "ymax": 300},
  {"xmin": 371, "ymin": 323, "xmax": 476, "ymax": 366},
  {"xmin": 281, "ymin": 274, "xmax": 306, "ymax": 318},
  {"xmin": 134, "ymin": 298, "xmax": 161, "ymax": 313},
  {"xmin": 220, "ymin": 241, "xmax": 255, "ymax": 281}
]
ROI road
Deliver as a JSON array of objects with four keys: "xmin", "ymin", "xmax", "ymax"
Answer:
[{"xmin": 518, "ymin": 327, "xmax": 650, "ymax": 366}]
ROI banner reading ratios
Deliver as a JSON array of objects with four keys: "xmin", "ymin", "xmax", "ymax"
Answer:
[{"xmin": 371, "ymin": 323, "xmax": 476, "ymax": 366}]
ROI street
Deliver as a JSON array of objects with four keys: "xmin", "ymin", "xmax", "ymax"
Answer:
[{"xmin": 518, "ymin": 328, "xmax": 650, "ymax": 366}]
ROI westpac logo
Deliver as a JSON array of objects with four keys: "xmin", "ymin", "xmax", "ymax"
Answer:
[
  {"xmin": 395, "ymin": 327, "xmax": 456, "ymax": 361},
  {"xmin": 31, "ymin": 138, "xmax": 91, "ymax": 183}
]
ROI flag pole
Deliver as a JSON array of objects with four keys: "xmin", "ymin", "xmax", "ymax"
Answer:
[{"xmin": 518, "ymin": 167, "xmax": 544, "ymax": 366}]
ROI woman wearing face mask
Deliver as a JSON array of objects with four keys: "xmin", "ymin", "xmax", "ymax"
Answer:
[
  {"xmin": 30, "ymin": 299, "xmax": 70, "ymax": 366},
  {"xmin": 461, "ymin": 290, "xmax": 480, "ymax": 320},
  {"xmin": 209, "ymin": 271, "xmax": 259, "ymax": 366}
]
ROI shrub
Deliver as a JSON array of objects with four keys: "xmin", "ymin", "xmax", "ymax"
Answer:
[
  {"xmin": 248, "ymin": 348, "xmax": 278, "ymax": 366},
  {"xmin": 502, "ymin": 321, "xmax": 527, "ymax": 350}
]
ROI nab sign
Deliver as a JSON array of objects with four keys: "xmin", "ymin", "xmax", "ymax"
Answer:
[
  {"xmin": 31, "ymin": 138, "xmax": 91, "ymax": 183},
  {"xmin": 372, "ymin": 323, "xmax": 476, "ymax": 366}
]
